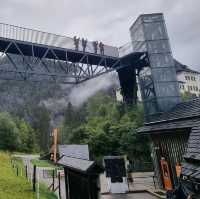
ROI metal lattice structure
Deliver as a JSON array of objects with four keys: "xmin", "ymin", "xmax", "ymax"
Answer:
[
  {"xmin": 129, "ymin": 13, "xmax": 181, "ymax": 121},
  {"xmin": 0, "ymin": 13, "xmax": 182, "ymax": 119},
  {"xmin": 0, "ymin": 23, "xmax": 125, "ymax": 83}
]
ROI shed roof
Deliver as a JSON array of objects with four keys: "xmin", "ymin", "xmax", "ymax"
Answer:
[
  {"xmin": 182, "ymin": 126, "xmax": 200, "ymax": 180},
  {"xmin": 58, "ymin": 144, "xmax": 89, "ymax": 160},
  {"xmin": 184, "ymin": 126, "xmax": 200, "ymax": 162},
  {"xmin": 174, "ymin": 59, "xmax": 200, "ymax": 74},
  {"xmin": 181, "ymin": 162, "xmax": 200, "ymax": 180},
  {"xmin": 138, "ymin": 98, "xmax": 200, "ymax": 134},
  {"xmin": 57, "ymin": 155, "xmax": 94, "ymax": 173}
]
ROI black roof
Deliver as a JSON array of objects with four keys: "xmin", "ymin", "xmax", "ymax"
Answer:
[
  {"xmin": 57, "ymin": 155, "xmax": 103, "ymax": 174},
  {"xmin": 182, "ymin": 126, "xmax": 200, "ymax": 180},
  {"xmin": 58, "ymin": 145, "xmax": 89, "ymax": 160},
  {"xmin": 57, "ymin": 155, "xmax": 94, "ymax": 172},
  {"xmin": 138, "ymin": 98, "xmax": 200, "ymax": 134},
  {"xmin": 184, "ymin": 126, "xmax": 200, "ymax": 162},
  {"xmin": 174, "ymin": 59, "xmax": 200, "ymax": 74},
  {"xmin": 181, "ymin": 162, "xmax": 200, "ymax": 180}
]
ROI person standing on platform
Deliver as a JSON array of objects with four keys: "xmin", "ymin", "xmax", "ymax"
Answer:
[
  {"xmin": 82, "ymin": 38, "xmax": 87, "ymax": 52},
  {"xmin": 99, "ymin": 42, "xmax": 104, "ymax": 55},
  {"xmin": 93, "ymin": 41, "xmax": 98, "ymax": 54},
  {"xmin": 73, "ymin": 36, "xmax": 80, "ymax": 51}
]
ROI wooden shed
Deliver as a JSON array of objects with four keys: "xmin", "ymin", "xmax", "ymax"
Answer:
[
  {"xmin": 57, "ymin": 155, "xmax": 103, "ymax": 199},
  {"xmin": 138, "ymin": 98, "xmax": 200, "ymax": 189}
]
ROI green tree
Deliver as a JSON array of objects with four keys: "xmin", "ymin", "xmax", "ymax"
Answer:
[
  {"xmin": 29, "ymin": 106, "xmax": 50, "ymax": 151},
  {"xmin": 0, "ymin": 112, "xmax": 20, "ymax": 151},
  {"xmin": 181, "ymin": 91, "xmax": 194, "ymax": 101},
  {"xmin": 17, "ymin": 119, "xmax": 37, "ymax": 152},
  {"xmin": 62, "ymin": 92, "xmax": 150, "ymax": 163},
  {"xmin": 61, "ymin": 102, "xmax": 86, "ymax": 143}
]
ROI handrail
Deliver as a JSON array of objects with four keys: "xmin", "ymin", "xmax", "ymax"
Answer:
[{"xmin": 0, "ymin": 23, "xmax": 119, "ymax": 57}]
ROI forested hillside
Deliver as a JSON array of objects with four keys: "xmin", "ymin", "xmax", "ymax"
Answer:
[
  {"xmin": 0, "ymin": 56, "xmax": 150, "ymax": 162},
  {"xmin": 0, "ymin": 80, "xmax": 59, "ymax": 151},
  {"xmin": 0, "ymin": 71, "xmax": 118, "ymax": 152},
  {"xmin": 61, "ymin": 92, "xmax": 151, "ymax": 163}
]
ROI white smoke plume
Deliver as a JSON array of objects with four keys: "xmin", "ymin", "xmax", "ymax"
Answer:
[
  {"xmin": 40, "ymin": 72, "xmax": 119, "ymax": 127},
  {"xmin": 67, "ymin": 72, "xmax": 119, "ymax": 107}
]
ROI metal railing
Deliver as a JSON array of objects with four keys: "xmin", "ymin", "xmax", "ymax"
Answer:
[
  {"xmin": 118, "ymin": 42, "xmax": 133, "ymax": 57},
  {"xmin": 118, "ymin": 41, "xmax": 146, "ymax": 57},
  {"xmin": 0, "ymin": 23, "xmax": 119, "ymax": 57}
]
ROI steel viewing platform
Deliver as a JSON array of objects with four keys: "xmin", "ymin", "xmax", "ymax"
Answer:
[{"xmin": 0, "ymin": 23, "xmax": 147, "ymax": 83}]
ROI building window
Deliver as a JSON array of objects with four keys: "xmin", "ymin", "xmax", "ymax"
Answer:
[
  {"xmin": 180, "ymin": 84, "xmax": 185, "ymax": 90},
  {"xmin": 194, "ymin": 86, "xmax": 198, "ymax": 91},
  {"xmin": 188, "ymin": 86, "xmax": 194, "ymax": 91},
  {"xmin": 191, "ymin": 76, "xmax": 196, "ymax": 81}
]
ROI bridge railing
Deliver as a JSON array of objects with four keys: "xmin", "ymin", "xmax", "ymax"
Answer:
[
  {"xmin": 0, "ymin": 23, "xmax": 119, "ymax": 58},
  {"xmin": 118, "ymin": 42, "xmax": 133, "ymax": 57},
  {"xmin": 118, "ymin": 41, "xmax": 146, "ymax": 57}
]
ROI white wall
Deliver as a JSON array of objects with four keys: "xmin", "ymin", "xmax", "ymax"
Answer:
[{"xmin": 177, "ymin": 71, "xmax": 200, "ymax": 97}]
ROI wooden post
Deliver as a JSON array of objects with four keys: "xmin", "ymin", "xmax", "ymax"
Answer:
[
  {"xmin": 25, "ymin": 165, "xmax": 28, "ymax": 178},
  {"xmin": 58, "ymin": 172, "xmax": 61, "ymax": 199},
  {"xmin": 52, "ymin": 170, "xmax": 55, "ymax": 191},
  {"xmin": 87, "ymin": 176, "xmax": 91, "ymax": 199},
  {"xmin": 16, "ymin": 166, "xmax": 19, "ymax": 176},
  {"xmin": 65, "ymin": 169, "xmax": 70, "ymax": 199},
  {"xmin": 33, "ymin": 165, "xmax": 36, "ymax": 192}
]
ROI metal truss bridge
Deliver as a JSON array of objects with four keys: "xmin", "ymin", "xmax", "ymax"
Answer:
[
  {"xmin": 0, "ymin": 13, "xmax": 182, "ymax": 120},
  {"xmin": 0, "ymin": 23, "xmax": 148, "ymax": 84}
]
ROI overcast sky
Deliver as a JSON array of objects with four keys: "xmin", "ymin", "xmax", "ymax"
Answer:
[{"xmin": 0, "ymin": 0, "xmax": 199, "ymax": 70}]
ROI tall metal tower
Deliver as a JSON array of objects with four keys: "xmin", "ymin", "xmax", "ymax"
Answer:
[{"xmin": 129, "ymin": 13, "xmax": 181, "ymax": 121}]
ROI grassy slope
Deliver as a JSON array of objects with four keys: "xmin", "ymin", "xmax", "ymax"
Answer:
[
  {"xmin": 0, "ymin": 152, "xmax": 35, "ymax": 199},
  {"xmin": 0, "ymin": 152, "xmax": 57, "ymax": 199}
]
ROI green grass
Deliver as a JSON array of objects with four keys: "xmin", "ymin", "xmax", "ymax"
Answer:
[
  {"xmin": 0, "ymin": 152, "xmax": 57, "ymax": 199},
  {"xmin": 31, "ymin": 159, "xmax": 55, "ymax": 168},
  {"xmin": 0, "ymin": 152, "xmax": 35, "ymax": 199},
  {"xmin": 31, "ymin": 159, "xmax": 63, "ymax": 177},
  {"xmin": 39, "ymin": 184, "xmax": 58, "ymax": 199}
]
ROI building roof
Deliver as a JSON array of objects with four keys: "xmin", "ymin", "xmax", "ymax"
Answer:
[
  {"xmin": 182, "ymin": 126, "xmax": 200, "ymax": 180},
  {"xmin": 184, "ymin": 126, "xmax": 200, "ymax": 162},
  {"xmin": 57, "ymin": 155, "xmax": 103, "ymax": 174},
  {"xmin": 58, "ymin": 145, "xmax": 89, "ymax": 160},
  {"xmin": 57, "ymin": 155, "xmax": 94, "ymax": 172},
  {"xmin": 138, "ymin": 98, "xmax": 200, "ymax": 134},
  {"xmin": 181, "ymin": 162, "xmax": 200, "ymax": 180},
  {"xmin": 174, "ymin": 59, "xmax": 200, "ymax": 74}
]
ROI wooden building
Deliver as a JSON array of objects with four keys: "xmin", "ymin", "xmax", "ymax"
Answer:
[
  {"xmin": 57, "ymin": 155, "xmax": 103, "ymax": 199},
  {"xmin": 138, "ymin": 98, "xmax": 200, "ymax": 189}
]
